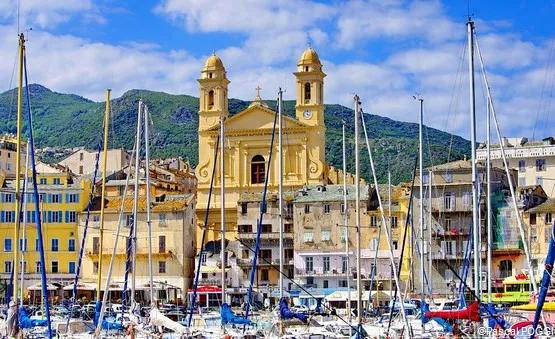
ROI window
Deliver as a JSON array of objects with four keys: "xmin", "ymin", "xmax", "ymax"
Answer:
[
  {"xmin": 92, "ymin": 237, "xmax": 100, "ymax": 254},
  {"xmin": 261, "ymin": 269, "xmax": 269, "ymax": 282},
  {"xmin": 285, "ymin": 202, "xmax": 293, "ymax": 218},
  {"xmin": 39, "ymin": 178, "xmax": 47, "ymax": 185},
  {"xmin": 304, "ymin": 232, "xmax": 314, "ymax": 242},
  {"xmin": 241, "ymin": 203, "xmax": 248, "ymax": 215},
  {"xmin": 445, "ymin": 217, "xmax": 452, "ymax": 230},
  {"xmin": 341, "ymin": 229, "xmax": 347, "ymax": 242},
  {"xmin": 391, "ymin": 216, "xmax": 398, "ymax": 228},
  {"xmin": 304, "ymin": 82, "xmax": 311, "ymax": 101},
  {"xmin": 159, "ymin": 261, "xmax": 166, "ymax": 273},
  {"xmin": 342, "ymin": 257, "xmax": 348, "ymax": 273},
  {"xmin": 321, "ymin": 230, "xmax": 331, "ymax": 241},
  {"xmin": 68, "ymin": 239, "xmax": 75, "ymax": 252},
  {"xmin": 93, "ymin": 262, "xmax": 98, "ymax": 274},
  {"xmin": 323, "ymin": 204, "xmax": 330, "ymax": 214},
  {"xmin": 250, "ymin": 155, "xmax": 265, "ymax": 184},
  {"xmin": 499, "ymin": 260, "xmax": 512, "ymax": 278},
  {"xmin": 444, "ymin": 172, "xmax": 453, "ymax": 183},
  {"xmin": 53, "ymin": 178, "xmax": 61, "ymax": 185},
  {"xmin": 125, "ymin": 215, "xmax": 134, "ymax": 227},
  {"xmin": 79, "ymin": 166, "xmax": 83, "ymax": 174},
  {"xmin": 159, "ymin": 236, "xmax": 166, "ymax": 253},
  {"xmin": 519, "ymin": 160, "xmax": 526, "ymax": 172},
  {"xmin": 422, "ymin": 173, "xmax": 429, "ymax": 184},
  {"xmin": 159, "ymin": 213, "xmax": 167, "ymax": 226},
  {"xmin": 66, "ymin": 211, "xmax": 77, "ymax": 223},
  {"xmin": 444, "ymin": 193, "xmax": 453, "ymax": 211},
  {"xmin": 323, "ymin": 280, "xmax": 328, "ymax": 288},
  {"xmin": 340, "ymin": 203, "xmax": 345, "ymax": 214},
  {"xmin": 4, "ymin": 238, "xmax": 12, "ymax": 252},
  {"xmin": 370, "ymin": 215, "xmax": 378, "ymax": 227},
  {"xmin": 536, "ymin": 159, "xmax": 546, "ymax": 171},
  {"xmin": 51, "ymin": 239, "xmax": 59, "ymax": 252},
  {"xmin": 545, "ymin": 227, "xmax": 552, "ymax": 243},
  {"xmin": 393, "ymin": 240, "xmax": 399, "ymax": 250},
  {"xmin": 323, "ymin": 256, "xmax": 330, "ymax": 273},
  {"xmin": 201, "ymin": 253, "xmax": 207, "ymax": 266},
  {"xmin": 25, "ymin": 211, "xmax": 36, "ymax": 223},
  {"xmin": 208, "ymin": 90, "xmax": 214, "ymax": 109},
  {"xmin": 370, "ymin": 238, "xmax": 378, "ymax": 251},
  {"xmin": 339, "ymin": 280, "xmax": 347, "ymax": 288},
  {"xmin": 284, "ymin": 223, "xmax": 293, "ymax": 233},
  {"xmin": 49, "ymin": 194, "xmax": 61, "ymax": 203},
  {"xmin": 66, "ymin": 194, "xmax": 79, "ymax": 203},
  {"xmin": 238, "ymin": 224, "xmax": 253, "ymax": 233},
  {"xmin": 261, "ymin": 224, "xmax": 272, "ymax": 233},
  {"xmin": 6, "ymin": 163, "xmax": 10, "ymax": 171},
  {"xmin": 80, "ymin": 153, "xmax": 84, "ymax": 161},
  {"xmin": 4, "ymin": 261, "xmax": 11, "ymax": 273},
  {"xmin": 35, "ymin": 261, "xmax": 41, "ymax": 273},
  {"xmin": 442, "ymin": 240, "xmax": 456, "ymax": 256},
  {"xmin": 69, "ymin": 262, "xmax": 76, "ymax": 274},
  {"xmin": 304, "ymin": 204, "xmax": 311, "ymax": 214},
  {"xmin": 35, "ymin": 238, "xmax": 40, "ymax": 251},
  {"xmin": 1, "ymin": 193, "xmax": 14, "ymax": 203},
  {"xmin": 260, "ymin": 249, "xmax": 272, "ymax": 260},
  {"xmin": 51, "ymin": 261, "xmax": 59, "ymax": 273},
  {"xmin": 50, "ymin": 211, "xmax": 62, "ymax": 223},
  {"xmin": 546, "ymin": 213, "xmax": 553, "ymax": 224},
  {"xmin": 2, "ymin": 211, "xmax": 15, "ymax": 223},
  {"xmin": 305, "ymin": 257, "xmax": 314, "ymax": 272},
  {"xmin": 19, "ymin": 238, "xmax": 27, "ymax": 251},
  {"xmin": 530, "ymin": 213, "xmax": 537, "ymax": 225},
  {"xmin": 537, "ymin": 176, "xmax": 544, "ymax": 186},
  {"xmin": 531, "ymin": 228, "xmax": 537, "ymax": 242},
  {"xmin": 519, "ymin": 177, "xmax": 526, "ymax": 187},
  {"xmin": 93, "ymin": 215, "xmax": 100, "ymax": 228}
]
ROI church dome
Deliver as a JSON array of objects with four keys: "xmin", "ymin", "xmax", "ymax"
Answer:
[
  {"xmin": 203, "ymin": 53, "xmax": 225, "ymax": 70},
  {"xmin": 298, "ymin": 46, "xmax": 321, "ymax": 65}
]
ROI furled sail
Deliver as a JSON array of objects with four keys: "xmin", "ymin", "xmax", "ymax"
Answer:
[
  {"xmin": 221, "ymin": 303, "xmax": 254, "ymax": 325},
  {"xmin": 149, "ymin": 307, "xmax": 188, "ymax": 335},
  {"xmin": 279, "ymin": 297, "xmax": 308, "ymax": 323},
  {"xmin": 18, "ymin": 307, "xmax": 47, "ymax": 328},
  {"xmin": 424, "ymin": 301, "xmax": 481, "ymax": 322}
]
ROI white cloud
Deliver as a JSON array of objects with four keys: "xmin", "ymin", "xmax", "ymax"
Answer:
[{"xmin": 1, "ymin": 0, "xmax": 95, "ymax": 29}]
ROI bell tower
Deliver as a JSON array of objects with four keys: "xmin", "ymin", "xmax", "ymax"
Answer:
[
  {"xmin": 294, "ymin": 46, "xmax": 326, "ymax": 127},
  {"xmin": 198, "ymin": 52, "xmax": 230, "ymax": 132}
]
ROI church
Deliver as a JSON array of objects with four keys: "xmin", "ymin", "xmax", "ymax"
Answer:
[{"xmin": 195, "ymin": 46, "xmax": 330, "ymax": 247}]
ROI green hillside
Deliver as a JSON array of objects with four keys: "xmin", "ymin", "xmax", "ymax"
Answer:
[{"xmin": 0, "ymin": 84, "xmax": 470, "ymax": 184}]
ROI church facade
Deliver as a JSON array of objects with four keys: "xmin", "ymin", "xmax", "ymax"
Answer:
[{"xmin": 195, "ymin": 47, "xmax": 329, "ymax": 250}]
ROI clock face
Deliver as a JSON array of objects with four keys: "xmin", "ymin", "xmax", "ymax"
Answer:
[{"xmin": 303, "ymin": 110, "xmax": 312, "ymax": 119}]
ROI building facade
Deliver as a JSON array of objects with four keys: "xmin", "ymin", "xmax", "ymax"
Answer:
[
  {"xmin": 477, "ymin": 137, "xmax": 555, "ymax": 197},
  {"xmin": 59, "ymin": 148, "xmax": 130, "ymax": 175}
]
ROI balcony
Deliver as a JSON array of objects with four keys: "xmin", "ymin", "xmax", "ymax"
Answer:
[
  {"xmin": 296, "ymin": 268, "xmax": 350, "ymax": 277},
  {"xmin": 199, "ymin": 278, "xmax": 231, "ymax": 286},
  {"xmin": 237, "ymin": 232, "xmax": 293, "ymax": 240},
  {"xmin": 237, "ymin": 258, "xmax": 253, "ymax": 266},
  {"xmin": 431, "ymin": 251, "xmax": 466, "ymax": 260}
]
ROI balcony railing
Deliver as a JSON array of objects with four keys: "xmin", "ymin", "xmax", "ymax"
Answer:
[
  {"xmin": 493, "ymin": 241, "xmax": 523, "ymax": 251},
  {"xmin": 295, "ymin": 268, "xmax": 349, "ymax": 277},
  {"xmin": 237, "ymin": 232, "xmax": 293, "ymax": 240},
  {"xmin": 430, "ymin": 251, "xmax": 466, "ymax": 260}
]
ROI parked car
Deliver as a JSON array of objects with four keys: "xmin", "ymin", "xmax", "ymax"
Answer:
[{"xmin": 290, "ymin": 305, "xmax": 309, "ymax": 314}]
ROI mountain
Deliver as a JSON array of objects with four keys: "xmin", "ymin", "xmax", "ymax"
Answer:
[{"xmin": 0, "ymin": 84, "xmax": 471, "ymax": 184}]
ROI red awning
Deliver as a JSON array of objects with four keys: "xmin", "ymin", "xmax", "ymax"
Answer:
[{"xmin": 187, "ymin": 286, "xmax": 222, "ymax": 294}]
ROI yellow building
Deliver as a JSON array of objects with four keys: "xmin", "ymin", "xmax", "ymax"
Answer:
[
  {"xmin": 0, "ymin": 163, "xmax": 91, "ymax": 303},
  {"xmin": 79, "ymin": 192, "xmax": 196, "ymax": 305},
  {"xmin": 362, "ymin": 184, "xmax": 411, "ymax": 296},
  {"xmin": 195, "ymin": 47, "xmax": 327, "ymax": 250},
  {"xmin": 524, "ymin": 197, "xmax": 554, "ymax": 269}
]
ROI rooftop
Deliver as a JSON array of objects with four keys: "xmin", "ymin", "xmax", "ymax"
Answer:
[
  {"xmin": 91, "ymin": 193, "xmax": 194, "ymax": 213},
  {"xmin": 527, "ymin": 198, "xmax": 555, "ymax": 213}
]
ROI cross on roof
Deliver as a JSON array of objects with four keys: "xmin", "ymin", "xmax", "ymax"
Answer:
[{"xmin": 255, "ymin": 86, "xmax": 262, "ymax": 98}]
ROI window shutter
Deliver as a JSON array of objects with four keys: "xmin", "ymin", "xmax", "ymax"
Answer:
[
  {"xmin": 0, "ymin": 211, "xmax": 4, "ymax": 223},
  {"xmin": 65, "ymin": 194, "xmax": 69, "ymax": 203},
  {"xmin": 65, "ymin": 211, "xmax": 69, "ymax": 222},
  {"xmin": 47, "ymin": 211, "xmax": 52, "ymax": 223}
]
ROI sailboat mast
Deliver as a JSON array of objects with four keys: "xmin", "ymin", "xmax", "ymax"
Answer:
[
  {"xmin": 342, "ymin": 121, "xmax": 351, "ymax": 322},
  {"xmin": 96, "ymin": 89, "xmax": 111, "ymax": 301},
  {"xmin": 144, "ymin": 105, "xmax": 155, "ymax": 305},
  {"xmin": 486, "ymin": 99, "xmax": 492, "ymax": 303},
  {"xmin": 467, "ymin": 19, "xmax": 481, "ymax": 300},
  {"xmin": 13, "ymin": 33, "xmax": 24, "ymax": 305},
  {"xmin": 388, "ymin": 171, "xmax": 392, "ymax": 298},
  {"xmin": 20, "ymin": 140, "xmax": 30, "ymax": 306},
  {"xmin": 417, "ymin": 96, "xmax": 425, "ymax": 309},
  {"xmin": 428, "ymin": 170, "xmax": 433, "ymax": 296},
  {"xmin": 278, "ymin": 88, "xmax": 284, "ymax": 299},
  {"xmin": 354, "ymin": 95, "xmax": 362, "ymax": 327},
  {"xmin": 220, "ymin": 115, "xmax": 226, "ymax": 305},
  {"xmin": 131, "ymin": 100, "xmax": 142, "ymax": 306}
]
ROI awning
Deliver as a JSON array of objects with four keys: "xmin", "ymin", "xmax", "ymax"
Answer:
[
  {"xmin": 63, "ymin": 282, "xmax": 96, "ymax": 291},
  {"xmin": 199, "ymin": 266, "xmax": 231, "ymax": 273},
  {"xmin": 27, "ymin": 283, "xmax": 58, "ymax": 291},
  {"xmin": 325, "ymin": 290, "xmax": 371, "ymax": 301},
  {"xmin": 299, "ymin": 288, "xmax": 325, "ymax": 299},
  {"xmin": 270, "ymin": 290, "xmax": 290, "ymax": 298},
  {"xmin": 100, "ymin": 282, "xmax": 124, "ymax": 291},
  {"xmin": 136, "ymin": 282, "xmax": 180, "ymax": 291}
]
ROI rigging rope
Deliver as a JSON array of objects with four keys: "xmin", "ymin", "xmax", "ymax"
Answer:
[
  {"xmin": 187, "ymin": 134, "xmax": 220, "ymax": 328},
  {"xmin": 23, "ymin": 53, "xmax": 53, "ymax": 339}
]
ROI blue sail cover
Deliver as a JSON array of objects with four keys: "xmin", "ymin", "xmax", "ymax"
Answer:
[
  {"xmin": 486, "ymin": 303, "xmax": 508, "ymax": 330},
  {"xmin": 279, "ymin": 297, "xmax": 308, "ymax": 323},
  {"xmin": 94, "ymin": 301, "xmax": 123, "ymax": 331},
  {"xmin": 19, "ymin": 307, "xmax": 47, "ymax": 328},
  {"xmin": 531, "ymin": 225, "xmax": 555, "ymax": 339},
  {"xmin": 221, "ymin": 303, "xmax": 254, "ymax": 326},
  {"xmin": 420, "ymin": 302, "xmax": 453, "ymax": 332}
]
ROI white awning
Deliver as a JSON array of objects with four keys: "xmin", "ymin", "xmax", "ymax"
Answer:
[
  {"xmin": 63, "ymin": 282, "xmax": 96, "ymax": 291},
  {"xmin": 27, "ymin": 283, "xmax": 58, "ymax": 291}
]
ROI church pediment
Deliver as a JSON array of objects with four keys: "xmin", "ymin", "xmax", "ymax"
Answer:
[{"xmin": 206, "ymin": 104, "xmax": 307, "ymax": 132}]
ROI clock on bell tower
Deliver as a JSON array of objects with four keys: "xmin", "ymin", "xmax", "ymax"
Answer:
[{"xmin": 294, "ymin": 46, "xmax": 326, "ymax": 127}]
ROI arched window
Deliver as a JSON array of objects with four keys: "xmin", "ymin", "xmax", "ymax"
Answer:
[
  {"xmin": 305, "ymin": 66, "xmax": 309, "ymax": 72},
  {"xmin": 208, "ymin": 90, "xmax": 214, "ymax": 109},
  {"xmin": 499, "ymin": 260, "xmax": 512, "ymax": 278},
  {"xmin": 251, "ymin": 155, "xmax": 266, "ymax": 184},
  {"xmin": 304, "ymin": 83, "xmax": 311, "ymax": 102},
  {"xmin": 209, "ymin": 72, "xmax": 213, "ymax": 79}
]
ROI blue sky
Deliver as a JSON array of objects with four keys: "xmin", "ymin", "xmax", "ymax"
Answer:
[{"xmin": 0, "ymin": 0, "xmax": 553, "ymax": 141}]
